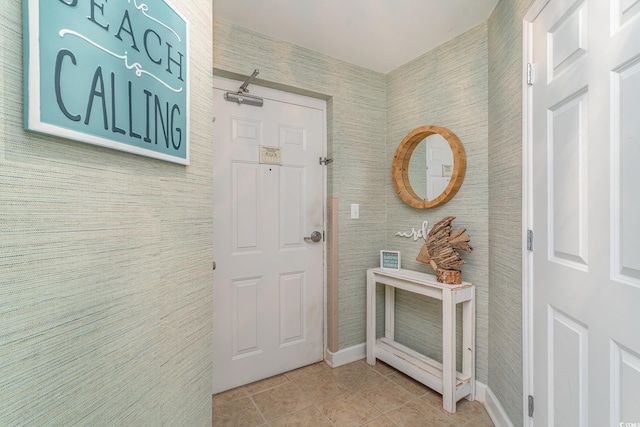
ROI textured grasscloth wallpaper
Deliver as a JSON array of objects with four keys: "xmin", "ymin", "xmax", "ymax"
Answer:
[
  {"xmin": 213, "ymin": 20, "xmax": 388, "ymax": 349},
  {"xmin": 0, "ymin": 2, "xmax": 213, "ymax": 425},
  {"xmin": 488, "ymin": 0, "xmax": 536, "ymax": 425},
  {"xmin": 385, "ymin": 24, "xmax": 489, "ymax": 384}
]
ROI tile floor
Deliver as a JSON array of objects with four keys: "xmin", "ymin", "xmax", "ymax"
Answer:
[{"xmin": 212, "ymin": 359, "xmax": 494, "ymax": 427}]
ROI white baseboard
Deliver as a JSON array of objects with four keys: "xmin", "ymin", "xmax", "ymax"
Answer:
[
  {"xmin": 483, "ymin": 384, "xmax": 515, "ymax": 427},
  {"xmin": 324, "ymin": 343, "xmax": 366, "ymax": 367},
  {"xmin": 325, "ymin": 345, "xmax": 514, "ymax": 427},
  {"xmin": 475, "ymin": 380, "xmax": 487, "ymax": 403}
]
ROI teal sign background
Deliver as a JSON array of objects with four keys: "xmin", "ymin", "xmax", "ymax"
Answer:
[
  {"xmin": 24, "ymin": 0, "xmax": 189, "ymax": 164},
  {"xmin": 381, "ymin": 251, "xmax": 400, "ymax": 270}
]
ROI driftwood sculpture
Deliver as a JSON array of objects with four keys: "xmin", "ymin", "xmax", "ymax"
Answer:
[{"xmin": 416, "ymin": 216, "xmax": 473, "ymax": 284}]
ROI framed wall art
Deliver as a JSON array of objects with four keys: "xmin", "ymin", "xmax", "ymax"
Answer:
[{"xmin": 380, "ymin": 250, "xmax": 401, "ymax": 271}]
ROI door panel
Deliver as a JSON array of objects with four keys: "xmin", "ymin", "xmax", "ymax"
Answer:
[
  {"xmin": 548, "ymin": 0, "xmax": 587, "ymax": 79},
  {"xmin": 212, "ymin": 77, "xmax": 325, "ymax": 393},
  {"xmin": 280, "ymin": 272, "xmax": 305, "ymax": 345},
  {"xmin": 281, "ymin": 166, "xmax": 304, "ymax": 248},
  {"xmin": 233, "ymin": 277, "xmax": 260, "ymax": 357},
  {"xmin": 615, "ymin": 60, "xmax": 640, "ymax": 283},
  {"xmin": 548, "ymin": 89, "xmax": 589, "ymax": 269},
  {"xmin": 233, "ymin": 163, "xmax": 261, "ymax": 251},
  {"xmin": 548, "ymin": 307, "xmax": 588, "ymax": 426},
  {"xmin": 613, "ymin": 0, "xmax": 640, "ymax": 30},
  {"xmin": 233, "ymin": 118, "xmax": 262, "ymax": 142},
  {"xmin": 530, "ymin": 0, "xmax": 640, "ymax": 425},
  {"xmin": 611, "ymin": 342, "xmax": 640, "ymax": 422}
]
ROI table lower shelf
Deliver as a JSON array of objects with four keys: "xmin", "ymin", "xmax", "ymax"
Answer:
[{"xmin": 373, "ymin": 337, "xmax": 473, "ymax": 402}]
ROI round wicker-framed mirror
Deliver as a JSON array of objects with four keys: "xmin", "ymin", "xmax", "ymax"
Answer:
[{"xmin": 392, "ymin": 125, "xmax": 466, "ymax": 209}]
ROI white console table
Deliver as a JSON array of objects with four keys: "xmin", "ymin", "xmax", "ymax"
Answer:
[{"xmin": 366, "ymin": 268, "xmax": 475, "ymax": 413}]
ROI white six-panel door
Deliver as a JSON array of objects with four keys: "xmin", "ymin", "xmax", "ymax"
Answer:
[
  {"xmin": 529, "ymin": 0, "xmax": 640, "ymax": 425},
  {"xmin": 212, "ymin": 77, "xmax": 326, "ymax": 393}
]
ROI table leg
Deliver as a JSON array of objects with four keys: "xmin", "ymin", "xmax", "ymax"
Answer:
[
  {"xmin": 385, "ymin": 285, "xmax": 395, "ymax": 340},
  {"xmin": 462, "ymin": 288, "xmax": 475, "ymax": 400},
  {"xmin": 366, "ymin": 270, "xmax": 375, "ymax": 365},
  {"xmin": 442, "ymin": 288, "xmax": 456, "ymax": 413}
]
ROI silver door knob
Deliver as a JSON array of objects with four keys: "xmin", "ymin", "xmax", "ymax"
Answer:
[{"xmin": 304, "ymin": 231, "xmax": 322, "ymax": 243}]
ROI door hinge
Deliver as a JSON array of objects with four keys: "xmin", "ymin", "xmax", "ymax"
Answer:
[
  {"xmin": 319, "ymin": 157, "xmax": 333, "ymax": 166},
  {"xmin": 527, "ymin": 229, "xmax": 534, "ymax": 251},
  {"xmin": 528, "ymin": 395, "xmax": 534, "ymax": 417},
  {"xmin": 527, "ymin": 63, "xmax": 533, "ymax": 86}
]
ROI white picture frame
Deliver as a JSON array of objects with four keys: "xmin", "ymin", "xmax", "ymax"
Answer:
[
  {"xmin": 380, "ymin": 250, "xmax": 401, "ymax": 270},
  {"xmin": 23, "ymin": 0, "xmax": 190, "ymax": 165}
]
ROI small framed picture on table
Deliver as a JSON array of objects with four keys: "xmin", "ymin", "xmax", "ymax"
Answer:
[{"xmin": 380, "ymin": 250, "xmax": 401, "ymax": 271}]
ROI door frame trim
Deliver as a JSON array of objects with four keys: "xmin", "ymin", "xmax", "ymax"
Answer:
[
  {"xmin": 522, "ymin": 1, "xmax": 550, "ymax": 426},
  {"xmin": 212, "ymin": 75, "xmax": 329, "ymax": 367}
]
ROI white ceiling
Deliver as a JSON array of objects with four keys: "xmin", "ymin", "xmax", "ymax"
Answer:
[{"xmin": 213, "ymin": 0, "xmax": 499, "ymax": 74}]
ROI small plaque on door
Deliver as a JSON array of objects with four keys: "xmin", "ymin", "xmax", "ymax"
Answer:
[{"xmin": 259, "ymin": 146, "xmax": 282, "ymax": 165}]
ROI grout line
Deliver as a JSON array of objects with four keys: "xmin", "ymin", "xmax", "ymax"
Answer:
[
  {"xmin": 313, "ymin": 404, "xmax": 336, "ymax": 427},
  {"xmin": 247, "ymin": 394, "xmax": 269, "ymax": 427}
]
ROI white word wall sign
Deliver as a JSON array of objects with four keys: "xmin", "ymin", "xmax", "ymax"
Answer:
[
  {"xmin": 395, "ymin": 220, "xmax": 430, "ymax": 241},
  {"xmin": 24, "ymin": 0, "xmax": 190, "ymax": 164}
]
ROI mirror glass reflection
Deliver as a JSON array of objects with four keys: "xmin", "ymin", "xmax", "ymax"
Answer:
[{"xmin": 407, "ymin": 133, "xmax": 454, "ymax": 201}]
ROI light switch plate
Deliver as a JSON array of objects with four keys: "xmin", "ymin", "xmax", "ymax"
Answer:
[{"xmin": 351, "ymin": 204, "xmax": 359, "ymax": 219}]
